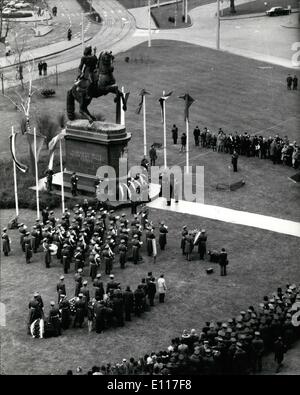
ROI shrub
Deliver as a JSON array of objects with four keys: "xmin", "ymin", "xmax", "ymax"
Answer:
[{"xmin": 41, "ymin": 88, "xmax": 56, "ymax": 98}]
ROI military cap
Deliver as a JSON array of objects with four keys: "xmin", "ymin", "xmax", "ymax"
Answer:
[
  {"xmin": 34, "ymin": 292, "xmax": 39, "ymax": 297},
  {"xmin": 236, "ymin": 323, "xmax": 242, "ymax": 329},
  {"xmin": 78, "ymin": 268, "xmax": 83, "ymax": 273},
  {"xmin": 240, "ymin": 311, "xmax": 246, "ymax": 315},
  {"xmin": 230, "ymin": 338, "xmax": 237, "ymax": 342},
  {"xmin": 254, "ymin": 331, "xmax": 260, "ymax": 336},
  {"xmin": 60, "ymin": 276, "xmax": 64, "ymax": 280},
  {"xmin": 236, "ymin": 342, "xmax": 243, "ymax": 347},
  {"xmin": 83, "ymin": 280, "xmax": 88, "ymax": 285},
  {"xmin": 109, "ymin": 274, "xmax": 114, "ymax": 278},
  {"xmin": 96, "ymin": 273, "xmax": 101, "ymax": 278},
  {"xmin": 50, "ymin": 301, "xmax": 55, "ymax": 306},
  {"xmin": 26, "ymin": 232, "xmax": 30, "ymax": 235},
  {"xmin": 205, "ymin": 349, "xmax": 212, "ymax": 353},
  {"xmin": 222, "ymin": 323, "xmax": 228, "ymax": 328},
  {"xmin": 78, "ymin": 293, "xmax": 83, "ymax": 297}
]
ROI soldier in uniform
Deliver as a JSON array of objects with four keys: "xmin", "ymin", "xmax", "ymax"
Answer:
[
  {"xmin": 59, "ymin": 295, "xmax": 71, "ymax": 330},
  {"xmin": 28, "ymin": 292, "xmax": 44, "ymax": 334},
  {"xmin": 131, "ymin": 234, "xmax": 142, "ymax": 264},
  {"xmin": 158, "ymin": 222, "xmax": 168, "ymax": 251},
  {"xmin": 73, "ymin": 293, "xmax": 85, "ymax": 328},
  {"xmin": 147, "ymin": 277, "xmax": 157, "ymax": 307},
  {"xmin": 184, "ymin": 231, "xmax": 194, "ymax": 261},
  {"xmin": 181, "ymin": 225, "xmax": 188, "ymax": 255},
  {"xmin": 71, "ymin": 172, "xmax": 79, "ymax": 196},
  {"xmin": 106, "ymin": 274, "xmax": 118, "ymax": 295},
  {"xmin": 57, "ymin": 276, "xmax": 66, "ymax": 303},
  {"xmin": 119, "ymin": 239, "xmax": 127, "ymax": 269},
  {"xmin": 94, "ymin": 300, "xmax": 105, "ymax": 333},
  {"xmin": 93, "ymin": 273, "xmax": 104, "ymax": 301},
  {"xmin": 42, "ymin": 207, "xmax": 49, "ymax": 225},
  {"xmin": 80, "ymin": 280, "xmax": 90, "ymax": 315},
  {"xmin": 197, "ymin": 229, "xmax": 207, "ymax": 260},
  {"xmin": 61, "ymin": 243, "xmax": 71, "ymax": 274},
  {"xmin": 219, "ymin": 248, "xmax": 228, "ymax": 276},
  {"xmin": 251, "ymin": 331, "xmax": 264, "ymax": 373},
  {"xmin": 47, "ymin": 301, "xmax": 61, "ymax": 336},
  {"xmin": 103, "ymin": 245, "xmax": 113, "ymax": 275},
  {"xmin": 74, "ymin": 268, "xmax": 83, "ymax": 297},
  {"xmin": 2, "ymin": 228, "xmax": 10, "ymax": 256},
  {"xmin": 123, "ymin": 286, "xmax": 134, "ymax": 321},
  {"xmin": 44, "ymin": 240, "xmax": 52, "ymax": 268},
  {"xmin": 24, "ymin": 232, "xmax": 32, "ymax": 263}
]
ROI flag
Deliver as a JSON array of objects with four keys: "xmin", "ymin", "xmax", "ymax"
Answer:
[
  {"xmin": 159, "ymin": 91, "xmax": 173, "ymax": 122},
  {"xmin": 48, "ymin": 129, "xmax": 66, "ymax": 170},
  {"xmin": 135, "ymin": 89, "xmax": 150, "ymax": 115},
  {"xmin": 26, "ymin": 130, "xmax": 46, "ymax": 174},
  {"xmin": 10, "ymin": 131, "xmax": 28, "ymax": 173},
  {"xmin": 178, "ymin": 93, "xmax": 195, "ymax": 121}
]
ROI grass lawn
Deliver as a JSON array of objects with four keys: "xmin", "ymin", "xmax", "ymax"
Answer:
[
  {"xmin": 0, "ymin": 40, "xmax": 299, "ymax": 374},
  {"xmin": 222, "ymin": 0, "xmax": 299, "ymax": 16}
]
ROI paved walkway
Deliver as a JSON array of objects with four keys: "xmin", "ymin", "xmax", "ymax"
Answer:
[{"xmin": 147, "ymin": 198, "xmax": 300, "ymax": 238}]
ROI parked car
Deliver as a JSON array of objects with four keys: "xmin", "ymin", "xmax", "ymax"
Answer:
[{"xmin": 266, "ymin": 6, "xmax": 292, "ymax": 16}]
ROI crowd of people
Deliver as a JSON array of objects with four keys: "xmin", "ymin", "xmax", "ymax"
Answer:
[
  {"xmin": 66, "ymin": 284, "xmax": 300, "ymax": 375},
  {"xmin": 28, "ymin": 271, "xmax": 167, "ymax": 338},
  {"xmin": 170, "ymin": 124, "xmax": 299, "ymax": 169}
]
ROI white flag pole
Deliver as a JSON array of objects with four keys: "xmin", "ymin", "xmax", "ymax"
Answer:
[
  {"xmin": 143, "ymin": 94, "xmax": 147, "ymax": 157},
  {"xmin": 33, "ymin": 127, "xmax": 40, "ymax": 219},
  {"xmin": 12, "ymin": 126, "xmax": 19, "ymax": 217},
  {"xmin": 186, "ymin": 117, "xmax": 190, "ymax": 174},
  {"xmin": 163, "ymin": 90, "xmax": 167, "ymax": 169},
  {"xmin": 59, "ymin": 138, "xmax": 65, "ymax": 213},
  {"xmin": 121, "ymin": 86, "xmax": 125, "ymax": 126},
  {"xmin": 148, "ymin": 0, "xmax": 152, "ymax": 48}
]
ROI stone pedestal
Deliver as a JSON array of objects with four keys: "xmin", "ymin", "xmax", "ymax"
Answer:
[{"xmin": 63, "ymin": 120, "xmax": 131, "ymax": 196}]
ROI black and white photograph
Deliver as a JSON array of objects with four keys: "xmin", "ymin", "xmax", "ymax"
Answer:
[{"xmin": 0, "ymin": 0, "xmax": 299, "ymax": 381}]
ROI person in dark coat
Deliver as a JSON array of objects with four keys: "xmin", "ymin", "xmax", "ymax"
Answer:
[
  {"xmin": 193, "ymin": 126, "xmax": 200, "ymax": 146},
  {"xmin": 131, "ymin": 235, "xmax": 142, "ymax": 264},
  {"xmin": 59, "ymin": 295, "xmax": 71, "ymax": 330},
  {"xmin": 24, "ymin": 232, "xmax": 32, "ymax": 263},
  {"xmin": 274, "ymin": 336, "xmax": 286, "ymax": 373},
  {"xmin": 231, "ymin": 150, "xmax": 238, "ymax": 172},
  {"xmin": 79, "ymin": 280, "xmax": 90, "ymax": 315},
  {"xmin": 147, "ymin": 277, "xmax": 156, "ymax": 307},
  {"xmin": 56, "ymin": 276, "xmax": 66, "ymax": 303},
  {"xmin": 286, "ymin": 74, "xmax": 293, "ymax": 90},
  {"xmin": 42, "ymin": 207, "xmax": 49, "ymax": 225},
  {"xmin": 197, "ymin": 229, "xmax": 207, "ymax": 260},
  {"xmin": 103, "ymin": 245, "xmax": 113, "ymax": 274},
  {"xmin": 48, "ymin": 302, "xmax": 61, "ymax": 336},
  {"xmin": 180, "ymin": 226, "xmax": 188, "ymax": 255},
  {"xmin": 38, "ymin": 61, "xmax": 43, "ymax": 76},
  {"xmin": 93, "ymin": 274, "xmax": 104, "ymax": 301},
  {"xmin": 42, "ymin": 61, "xmax": 47, "ymax": 76},
  {"xmin": 73, "ymin": 294, "xmax": 85, "ymax": 328},
  {"xmin": 219, "ymin": 248, "xmax": 228, "ymax": 276},
  {"xmin": 74, "ymin": 268, "xmax": 83, "ymax": 297},
  {"xmin": 171, "ymin": 124, "xmax": 178, "ymax": 144},
  {"xmin": 71, "ymin": 172, "xmax": 79, "ymax": 196},
  {"xmin": 119, "ymin": 240, "xmax": 127, "ymax": 269},
  {"xmin": 94, "ymin": 300, "xmax": 105, "ymax": 333},
  {"xmin": 149, "ymin": 145, "xmax": 157, "ymax": 166},
  {"xmin": 89, "ymin": 254, "xmax": 98, "ymax": 280},
  {"xmin": 123, "ymin": 286, "xmax": 134, "ymax": 321},
  {"xmin": 251, "ymin": 331, "xmax": 264, "ymax": 373},
  {"xmin": 112, "ymin": 292, "xmax": 124, "ymax": 327},
  {"xmin": 19, "ymin": 224, "xmax": 27, "ymax": 252},
  {"xmin": 134, "ymin": 286, "xmax": 144, "ymax": 317},
  {"xmin": 184, "ymin": 232, "xmax": 194, "ymax": 261},
  {"xmin": 146, "ymin": 228, "xmax": 154, "ymax": 257},
  {"xmin": 44, "ymin": 241, "xmax": 52, "ymax": 268},
  {"xmin": 180, "ymin": 133, "xmax": 187, "ymax": 152},
  {"xmin": 67, "ymin": 27, "xmax": 72, "ymax": 41},
  {"xmin": 292, "ymin": 75, "xmax": 298, "ymax": 90},
  {"xmin": 61, "ymin": 244, "xmax": 70, "ymax": 274},
  {"xmin": 158, "ymin": 222, "xmax": 168, "ymax": 250},
  {"xmin": 28, "ymin": 294, "xmax": 44, "ymax": 334},
  {"xmin": 2, "ymin": 228, "xmax": 10, "ymax": 256}
]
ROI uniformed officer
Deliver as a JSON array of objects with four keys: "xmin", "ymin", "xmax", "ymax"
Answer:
[
  {"xmin": 119, "ymin": 239, "xmax": 127, "ymax": 269},
  {"xmin": 219, "ymin": 248, "xmax": 228, "ymax": 276},
  {"xmin": 56, "ymin": 276, "xmax": 66, "ymax": 303},
  {"xmin": 74, "ymin": 268, "xmax": 83, "ymax": 297},
  {"xmin": 73, "ymin": 294, "xmax": 85, "ymax": 328},
  {"xmin": 24, "ymin": 232, "xmax": 32, "ymax": 263},
  {"xmin": 48, "ymin": 301, "xmax": 61, "ymax": 336},
  {"xmin": 93, "ymin": 273, "xmax": 104, "ymax": 301},
  {"xmin": 197, "ymin": 229, "xmax": 207, "ymax": 260},
  {"xmin": 123, "ymin": 286, "xmax": 134, "ymax": 321},
  {"xmin": 71, "ymin": 172, "xmax": 79, "ymax": 196},
  {"xmin": 158, "ymin": 222, "xmax": 168, "ymax": 251},
  {"xmin": 2, "ymin": 228, "xmax": 10, "ymax": 256}
]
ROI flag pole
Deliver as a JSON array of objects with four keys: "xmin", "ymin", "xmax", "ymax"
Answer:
[
  {"xmin": 148, "ymin": 0, "xmax": 152, "ymax": 48},
  {"xmin": 59, "ymin": 138, "xmax": 65, "ymax": 213},
  {"xmin": 186, "ymin": 116, "xmax": 190, "ymax": 174},
  {"xmin": 143, "ymin": 94, "xmax": 147, "ymax": 157},
  {"xmin": 12, "ymin": 126, "xmax": 19, "ymax": 217},
  {"xmin": 33, "ymin": 127, "xmax": 40, "ymax": 219},
  {"xmin": 217, "ymin": 0, "xmax": 220, "ymax": 50},
  {"xmin": 121, "ymin": 86, "xmax": 125, "ymax": 126},
  {"xmin": 163, "ymin": 90, "xmax": 167, "ymax": 169}
]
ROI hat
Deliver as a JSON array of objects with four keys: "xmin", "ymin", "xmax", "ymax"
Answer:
[
  {"xmin": 110, "ymin": 274, "xmax": 114, "ymax": 278},
  {"xmin": 78, "ymin": 293, "xmax": 83, "ymax": 297},
  {"xmin": 222, "ymin": 323, "xmax": 227, "ymax": 328},
  {"xmin": 3, "ymin": 227, "xmax": 7, "ymax": 231},
  {"xmin": 205, "ymin": 349, "xmax": 211, "ymax": 354},
  {"xmin": 201, "ymin": 229, "xmax": 206, "ymax": 233},
  {"xmin": 254, "ymin": 331, "xmax": 260, "ymax": 336},
  {"xmin": 240, "ymin": 311, "xmax": 246, "ymax": 315},
  {"xmin": 83, "ymin": 280, "xmax": 88, "ymax": 285},
  {"xmin": 34, "ymin": 292, "xmax": 39, "ymax": 297},
  {"xmin": 236, "ymin": 342, "xmax": 243, "ymax": 348},
  {"xmin": 50, "ymin": 301, "xmax": 55, "ymax": 306},
  {"xmin": 122, "ymin": 359, "xmax": 127, "ymax": 363},
  {"xmin": 96, "ymin": 274, "xmax": 101, "ymax": 278},
  {"xmin": 60, "ymin": 276, "xmax": 64, "ymax": 280},
  {"xmin": 78, "ymin": 268, "xmax": 83, "ymax": 273}
]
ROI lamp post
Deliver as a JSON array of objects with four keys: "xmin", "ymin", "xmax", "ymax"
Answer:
[
  {"xmin": 217, "ymin": 0, "xmax": 220, "ymax": 50},
  {"xmin": 148, "ymin": 0, "xmax": 152, "ymax": 47}
]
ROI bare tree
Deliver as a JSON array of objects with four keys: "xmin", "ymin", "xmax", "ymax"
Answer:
[{"xmin": 3, "ymin": 55, "xmax": 39, "ymax": 134}]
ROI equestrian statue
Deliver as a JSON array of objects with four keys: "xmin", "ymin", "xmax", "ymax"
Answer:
[{"xmin": 66, "ymin": 46, "xmax": 127, "ymax": 123}]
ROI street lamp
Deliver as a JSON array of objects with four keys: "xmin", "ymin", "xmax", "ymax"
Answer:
[
  {"xmin": 148, "ymin": 0, "xmax": 151, "ymax": 48},
  {"xmin": 216, "ymin": 0, "xmax": 220, "ymax": 50}
]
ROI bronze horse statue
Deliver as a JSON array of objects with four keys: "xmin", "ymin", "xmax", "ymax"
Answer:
[{"xmin": 66, "ymin": 50, "xmax": 127, "ymax": 123}]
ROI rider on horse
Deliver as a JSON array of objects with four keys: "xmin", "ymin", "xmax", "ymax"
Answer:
[{"xmin": 75, "ymin": 46, "xmax": 98, "ymax": 99}]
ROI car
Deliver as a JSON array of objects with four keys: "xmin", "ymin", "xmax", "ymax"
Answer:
[{"xmin": 266, "ymin": 6, "xmax": 292, "ymax": 16}]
